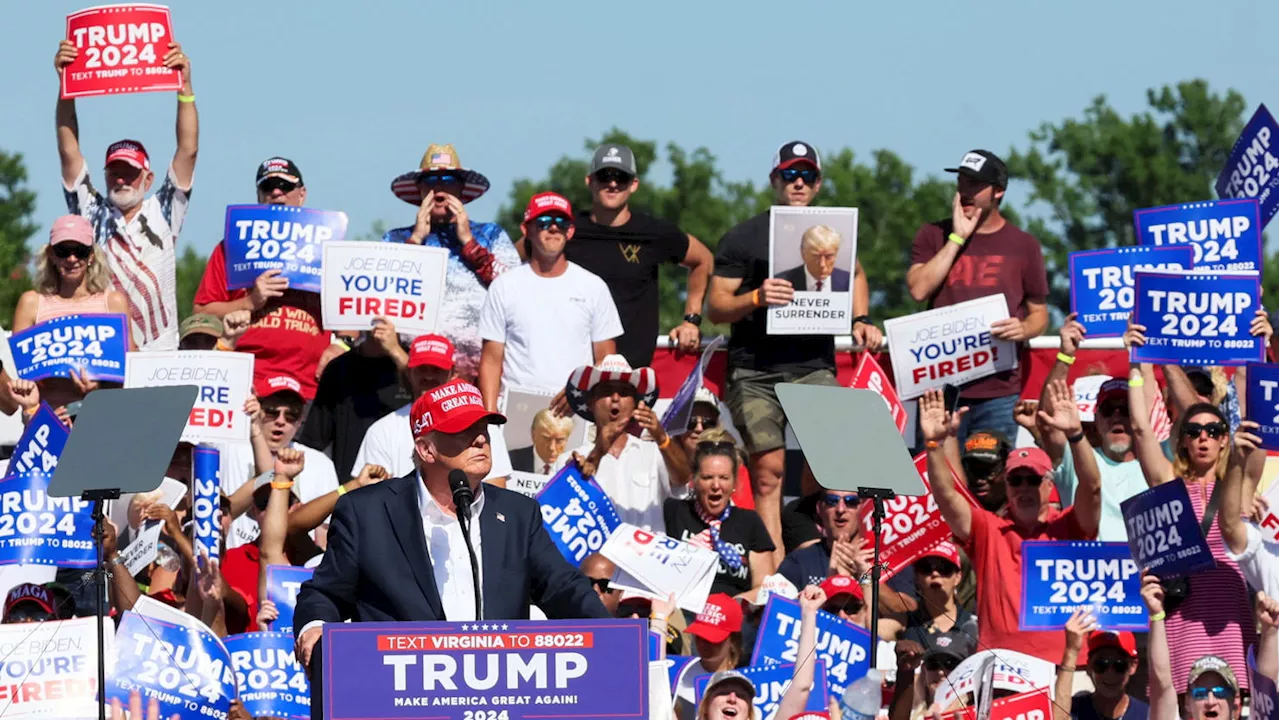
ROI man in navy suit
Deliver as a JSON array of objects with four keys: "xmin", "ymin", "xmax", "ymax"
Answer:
[
  {"xmin": 773, "ymin": 224, "xmax": 850, "ymax": 292},
  {"xmin": 293, "ymin": 378, "xmax": 609, "ymax": 706}
]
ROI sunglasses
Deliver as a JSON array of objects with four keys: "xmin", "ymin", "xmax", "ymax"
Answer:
[
  {"xmin": 824, "ymin": 597, "xmax": 864, "ymax": 616},
  {"xmin": 261, "ymin": 406, "xmax": 301, "ymax": 423},
  {"xmin": 1090, "ymin": 658, "xmax": 1129, "ymax": 674},
  {"xmin": 594, "ymin": 169, "xmax": 633, "ymax": 186},
  {"xmin": 1006, "ymin": 472, "xmax": 1044, "ymax": 488},
  {"xmin": 923, "ymin": 656, "xmax": 961, "ymax": 672},
  {"xmin": 52, "ymin": 243, "xmax": 92, "ymax": 260},
  {"xmin": 533, "ymin": 215, "xmax": 571, "ymax": 232},
  {"xmin": 1182, "ymin": 422, "xmax": 1227, "ymax": 440},
  {"xmin": 589, "ymin": 577, "xmax": 612, "ymax": 594},
  {"xmin": 821, "ymin": 493, "xmax": 860, "ymax": 508},
  {"xmin": 687, "ymin": 415, "xmax": 718, "ymax": 432},
  {"xmin": 697, "ymin": 440, "xmax": 736, "ymax": 452},
  {"xmin": 778, "ymin": 167, "xmax": 820, "ymax": 184},
  {"xmin": 3, "ymin": 605, "xmax": 55, "ymax": 624},
  {"xmin": 259, "ymin": 177, "xmax": 300, "ymax": 195},
  {"xmin": 915, "ymin": 558, "xmax": 959, "ymax": 577},
  {"xmin": 421, "ymin": 173, "xmax": 462, "ymax": 186},
  {"xmin": 1097, "ymin": 402, "xmax": 1129, "ymax": 418},
  {"xmin": 1189, "ymin": 686, "xmax": 1235, "ymax": 701}
]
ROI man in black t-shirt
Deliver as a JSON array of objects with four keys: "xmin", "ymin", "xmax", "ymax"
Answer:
[
  {"xmin": 707, "ymin": 141, "xmax": 883, "ymax": 558},
  {"xmin": 563, "ymin": 144, "xmax": 714, "ymax": 368}
]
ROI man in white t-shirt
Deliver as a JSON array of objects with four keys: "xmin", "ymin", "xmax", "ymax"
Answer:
[
  {"xmin": 222, "ymin": 375, "xmax": 339, "ymax": 549},
  {"xmin": 478, "ymin": 192, "xmax": 622, "ymax": 407},
  {"xmin": 353, "ymin": 334, "xmax": 512, "ymax": 482},
  {"xmin": 550, "ymin": 355, "xmax": 689, "ymax": 530}
]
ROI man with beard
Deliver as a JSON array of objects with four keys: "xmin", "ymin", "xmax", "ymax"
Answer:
[
  {"xmin": 194, "ymin": 158, "xmax": 335, "ymax": 399},
  {"xmin": 907, "ymin": 150, "xmax": 1049, "ymax": 445},
  {"xmin": 54, "ymin": 40, "xmax": 198, "ymax": 352},
  {"xmin": 1043, "ymin": 315, "xmax": 1156, "ymax": 542},
  {"xmin": 920, "ymin": 380, "xmax": 1101, "ymax": 664}
]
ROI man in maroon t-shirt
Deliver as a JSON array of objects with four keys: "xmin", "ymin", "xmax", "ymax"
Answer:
[
  {"xmin": 907, "ymin": 150, "xmax": 1049, "ymax": 444},
  {"xmin": 193, "ymin": 157, "xmax": 335, "ymax": 400}
]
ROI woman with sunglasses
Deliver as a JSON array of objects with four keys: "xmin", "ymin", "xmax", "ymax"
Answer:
[
  {"xmin": 12, "ymin": 215, "xmax": 133, "ymax": 411},
  {"xmin": 1125, "ymin": 320, "xmax": 1257, "ymax": 701},
  {"xmin": 879, "ymin": 543, "xmax": 976, "ymax": 646},
  {"xmin": 666, "ymin": 430, "xmax": 776, "ymax": 600}
]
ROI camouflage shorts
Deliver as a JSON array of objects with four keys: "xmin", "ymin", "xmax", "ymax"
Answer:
[{"xmin": 725, "ymin": 367, "xmax": 838, "ymax": 455}]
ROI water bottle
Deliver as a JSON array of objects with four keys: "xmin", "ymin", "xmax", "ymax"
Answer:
[{"xmin": 839, "ymin": 669, "xmax": 883, "ymax": 720}]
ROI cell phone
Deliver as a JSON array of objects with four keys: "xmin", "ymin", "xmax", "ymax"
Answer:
[{"xmin": 942, "ymin": 383, "xmax": 962, "ymax": 415}]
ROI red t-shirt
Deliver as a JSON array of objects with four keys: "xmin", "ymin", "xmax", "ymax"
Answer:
[
  {"xmin": 961, "ymin": 505, "xmax": 1092, "ymax": 664},
  {"xmin": 222, "ymin": 543, "xmax": 261, "ymax": 633},
  {"xmin": 194, "ymin": 242, "xmax": 331, "ymax": 399},
  {"xmin": 732, "ymin": 465, "xmax": 754, "ymax": 510},
  {"xmin": 910, "ymin": 220, "xmax": 1048, "ymax": 398}
]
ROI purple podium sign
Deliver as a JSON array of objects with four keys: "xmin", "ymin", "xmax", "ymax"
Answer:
[{"xmin": 321, "ymin": 619, "xmax": 648, "ymax": 720}]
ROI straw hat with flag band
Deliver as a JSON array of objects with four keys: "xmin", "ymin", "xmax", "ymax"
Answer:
[
  {"xmin": 390, "ymin": 143, "xmax": 490, "ymax": 206},
  {"xmin": 565, "ymin": 354, "xmax": 659, "ymax": 422}
]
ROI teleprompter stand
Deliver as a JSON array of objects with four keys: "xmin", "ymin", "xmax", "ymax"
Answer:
[
  {"xmin": 776, "ymin": 384, "xmax": 925, "ymax": 667},
  {"xmin": 48, "ymin": 386, "xmax": 198, "ymax": 720}
]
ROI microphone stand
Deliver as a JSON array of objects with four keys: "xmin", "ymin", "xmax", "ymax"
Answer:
[{"xmin": 450, "ymin": 472, "xmax": 483, "ymax": 622}]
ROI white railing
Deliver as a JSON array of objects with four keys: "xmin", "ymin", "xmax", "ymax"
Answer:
[{"xmin": 654, "ymin": 335, "xmax": 1127, "ymax": 352}]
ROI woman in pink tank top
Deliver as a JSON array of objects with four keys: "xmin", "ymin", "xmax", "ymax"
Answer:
[{"xmin": 10, "ymin": 215, "xmax": 132, "ymax": 411}]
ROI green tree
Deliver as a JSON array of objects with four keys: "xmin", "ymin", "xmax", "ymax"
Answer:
[
  {"xmin": 175, "ymin": 245, "xmax": 207, "ymax": 322},
  {"xmin": 1007, "ymin": 80, "xmax": 1276, "ymax": 313},
  {"xmin": 0, "ymin": 150, "xmax": 38, "ymax": 327}
]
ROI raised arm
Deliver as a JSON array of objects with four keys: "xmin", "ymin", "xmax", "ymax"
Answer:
[
  {"xmin": 1038, "ymin": 379, "xmax": 1101, "ymax": 535},
  {"xmin": 1257, "ymin": 592, "xmax": 1279, "ymax": 683},
  {"xmin": 1040, "ymin": 314, "xmax": 1086, "ymax": 465},
  {"xmin": 288, "ymin": 465, "xmax": 388, "ymax": 535},
  {"xmin": 1123, "ymin": 319, "xmax": 1174, "ymax": 486},
  {"xmin": 1220, "ymin": 421, "xmax": 1266, "ymax": 555},
  {"xmin": 919, "ymin": 389, "xmax": 972, "ymax": 542},
  {"xmin": 53, "ymin": 41, "xmax": 85, "ymax": 186},
  {"xmin": 777, "ymin": 585, "xmax": 827, "ymax": 720},
  {"xmin": 259, "ymin": 449, "xmax": 305, "ymax": 573},
  {"xmin": 1143, "ymin": 573, "xmax": 1177, "ymax": 719},
  {"xmin": 1055, "ymin": 609, "xmax": 1096, "ymax": 720},
  {"xmin": 164, "ymin": 43, "xmax": 197, "ymax": 188}
]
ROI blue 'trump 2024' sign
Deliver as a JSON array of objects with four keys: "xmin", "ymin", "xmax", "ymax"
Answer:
[
  {"xmin": 1133, "ymin": 198, "xmax": 1262, "ymax": 272},
  {"xmin": 1069, "ymin": 246, "xmax": 1195, "ymax": 337},
  {"xmin": 224, "ymin": 205, "xmax": 348, "ymax": 293},
  {"xmin": 1131, "ymin": 271, "xmax": 1263, "ymax": 367},
  {"xmin": 1216, "ymin": 104, "xmax": 1278, "ymax": 231}
]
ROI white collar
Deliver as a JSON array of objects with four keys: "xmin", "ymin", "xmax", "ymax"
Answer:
[
  {"xmin": 806, "ymin": 268, "xmax": 827, "ymax": 289},
  {"xmin": 415, "ymin": 470, "xmax": 485, "ymax": 522}
]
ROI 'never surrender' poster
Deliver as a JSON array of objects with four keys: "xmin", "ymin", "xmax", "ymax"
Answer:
[{"xmin": 1131, "ymin": 271, "xmax": 1263, "ymax": 366}]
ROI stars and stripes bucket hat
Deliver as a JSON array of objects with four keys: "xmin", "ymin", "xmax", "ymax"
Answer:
[
  {"xmin": 564, "ymin": 354, "xmax": 660, "ymax": 422},
  {"xmin": 390, "ymin": 143, "xmax": 491, "ymax": 205}
]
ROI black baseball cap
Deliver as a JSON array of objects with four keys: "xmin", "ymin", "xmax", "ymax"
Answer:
[
  {"xmin": 962, "ymin": 429, "xmax": 1012, "ymax": 466},
  {"xmin": 256, "ymin": 157, "xmax": 303, "ymax": 187},
  {"xmin": 922, "ymin": 631, "xmax": 976, "ymax": 663},
  {"xmin": 945, "ymin": 150, "xmax": 1007, "ymax": 189},
  {"xmin": 772, "ymin": 141, "xmax": 822, "ymax": 173}
]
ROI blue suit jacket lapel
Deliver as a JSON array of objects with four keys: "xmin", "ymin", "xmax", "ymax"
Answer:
[
  {"xmin": 384, "ymin": 473, "xmax": 446, "ymax": 619},
  {"xmin": 478, "ymin": 491, "xmax": 507, "ymax": 620}
]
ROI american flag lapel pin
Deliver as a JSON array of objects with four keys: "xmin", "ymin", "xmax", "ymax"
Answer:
[{"xmin": 496, "ymin": 512, "xmax": 506, "ymax": 523}]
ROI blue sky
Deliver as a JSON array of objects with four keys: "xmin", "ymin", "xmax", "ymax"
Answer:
[{"xmin": 2, "ymin": 0, "xmax": 1277, "ymax": 255}]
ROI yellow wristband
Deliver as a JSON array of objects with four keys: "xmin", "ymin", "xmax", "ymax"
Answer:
[
  {"xmin": 270, "ymin": 480, "xmax": 294, "ymax": 490},
  {"xmin": 1056, "ymin": 352, "xmax": 1076, "ymax": 366},
  {"xmin": 948, "ymin": 233, "xmax": 966, "ymax": 246},
  {"xmin": 336, "ymin": 485, "xmax": 349, "ymax": 497},
  {"xmin": 1128, "ymin": 377, "xmax": 1145, "ymax": 388},
  {"xmin": 177, "ymin": 94, "xmax": 196, "ymax": 103},
  {"xmin": 1149, "ymin": 611, "xmax": 1165, "ymax": 623}
]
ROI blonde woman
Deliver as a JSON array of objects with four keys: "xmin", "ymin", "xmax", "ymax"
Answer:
[{"xmin": 11, "ymin": 215, "xmax": 132, "ymax": 411}]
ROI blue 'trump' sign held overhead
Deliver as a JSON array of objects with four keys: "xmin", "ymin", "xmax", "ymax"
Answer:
[
  {"xmin": 1069, "ymin": 245, "xmax": 1195, "ymax": 337},
  {"xmin": 1133, "ymin": 199, "xmax": 1262, "ymax": 272},
  {"xmin": 1216, "ymin": 104, "xmax": 1278, "ymax": 230}
]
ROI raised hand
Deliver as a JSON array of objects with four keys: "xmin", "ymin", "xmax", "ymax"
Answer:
[
  {"xmin": 274, "ymin": 447, "xmax": 305, "ymax": 480},
  {"xmin": 798, "ymin": 585, "xmax": 827, "ymax": 615},
  {"xmin": 8, "ymin": 378, "xmax": 40, "ymax": 413},
  {"xmin": 1140, "ymin": 572, "xmax": 1164, "ymax": 615},
  {"xmin": 951, "ymin": 192, "xmax": 980, "ymax": 240},
  {"xmin": 1122, "ymin": 315, "xmax": 1147, "ymax": 352},
  {"xmin": 1014, "ymin": 399, "xmax": 1039, "ymax": 431},
  {"xmin": 250, "ymin": 269, "xmax": 289, "ymax": 310},
  {"xmin": 1058, "ymin": 312, "xmax": 1086, "ymax": 356},
  {"xmin": 1036, "ymin": 379, "xmax": 1083, "ymax": 435},
  {"xmin": 918, "ymin": 389, "xmax": 966, "ymax": 442},
  {"xmin": 1063, "ymin": 607, "xmax": 1098, "ymax": 650},
  {"xmin": 354, "ymin": 464, "xmax": 391, "ymax": 488},
  {"xmin": 221, "ymin": 310, "xmax": 251, "ymax": 346},
  {"xmin": 54, "ymin": 40, "xmax": 77, "ymax": 76},
  {"xmin": 370, "ymin": 317, "xmax": 401, "ymax": 355},
  {"xmin": 161, "ymin": 42, "xmax": 190, "ymax": 84}
]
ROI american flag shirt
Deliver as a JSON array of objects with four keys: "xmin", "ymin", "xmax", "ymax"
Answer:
[
  {"xmin": 63, "ymin": 163, "xmax": 189, "ymax": 351},
  {"xmin": 382, "ymin": 222, "xmax": 519, "ymax": 381}
]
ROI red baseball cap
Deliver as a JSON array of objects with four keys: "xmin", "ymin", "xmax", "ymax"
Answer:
[
  {"xmin": 254, "ymin": 375, "xmax": 304, "ymax": 400},
  {"xmin": 686, "ymin": 593, "xmax": 743, "ymax": 644},
  {"xmin": 408, "ymin": 334, "xmax": 454, "ymax": 371},
  {"xmin": 1087, "ymin": 630, "xmax": 1138, "ymax": 659},
  {"xmin": 917, "ymin": 541, "xmax": 962, "ymax": 569},
  {"xmin": 523, "ymin": 192, "xmax": 574, "ymax": 223},
  {"xmin": 4, "ymin": 583, "xmax": 55, "ymax": 618},
  {"xmin": 410, "ymin": 379, "xmax": 505, "ymax": 438},
  {"xmin": 1005, "ymin": 447, "xmax": 1052, "ymax": 477},
  {"xmin": 49, "ymin": 215, "xmax": 94, "ymax": 247},
  {"xmin": 820, "ymin": 575, "xmax": 865, "ymax": 602},
  {"xmin": 105, "ymin": 139, "xmax": 151, "ymax": 171}
]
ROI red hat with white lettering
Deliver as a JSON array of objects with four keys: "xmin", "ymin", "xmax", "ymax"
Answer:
[
  {"xmin": 254, "ymin": 375, "xmax": 304, "ymax": 401},
  {"xmin": 410, "ymin": 379, "xmax": 505, "ymax": 438},
  {"xmin": 105, "ymin": 139, "xmax": 151, "ymax": 171},
  {"xmin": 916, "ymin": 541, "xmax": 962, "ymax": 569},
  {"xmin": 522, "ymin": 192, "xmax": 574, "ymax": 223},
  {"xmin": 407, "ymin": 334, "xmax": 455, "ymax": 371},
  {"xmin": 686, "ymin": 593, "xmax": 743, "ymax": 644},
  {"xmin": 819, "ymin": 575, "xmax": 865, "ymax": 602}
]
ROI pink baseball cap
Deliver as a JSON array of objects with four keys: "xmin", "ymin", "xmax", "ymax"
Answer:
[
  {"xmin": 523, "ymin": 192, "xmax": 573, "ymax": 223},
  {"xmin": 104, "ymin": 139, "xmax": 151, "ymax": 171},
  {"xmin": 49, "ymin": 215, "xmax": 93, "ymax": 247},
  {"xmin": 410, "ymin": 379, "xmax": 505, "ymax": 439},
  {"xmin": 1005, "ymin": 447, "xmax": 1053, "ymax": 477}
]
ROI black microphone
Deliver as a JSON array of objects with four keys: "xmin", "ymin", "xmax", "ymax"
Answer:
[
  {"xmin": 448, "ymin": 469, "xmax": 483, "ymax": 621},
  {"xmin": 449, "ymin": 469, "xmax": 474, "ymax": 521}
]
